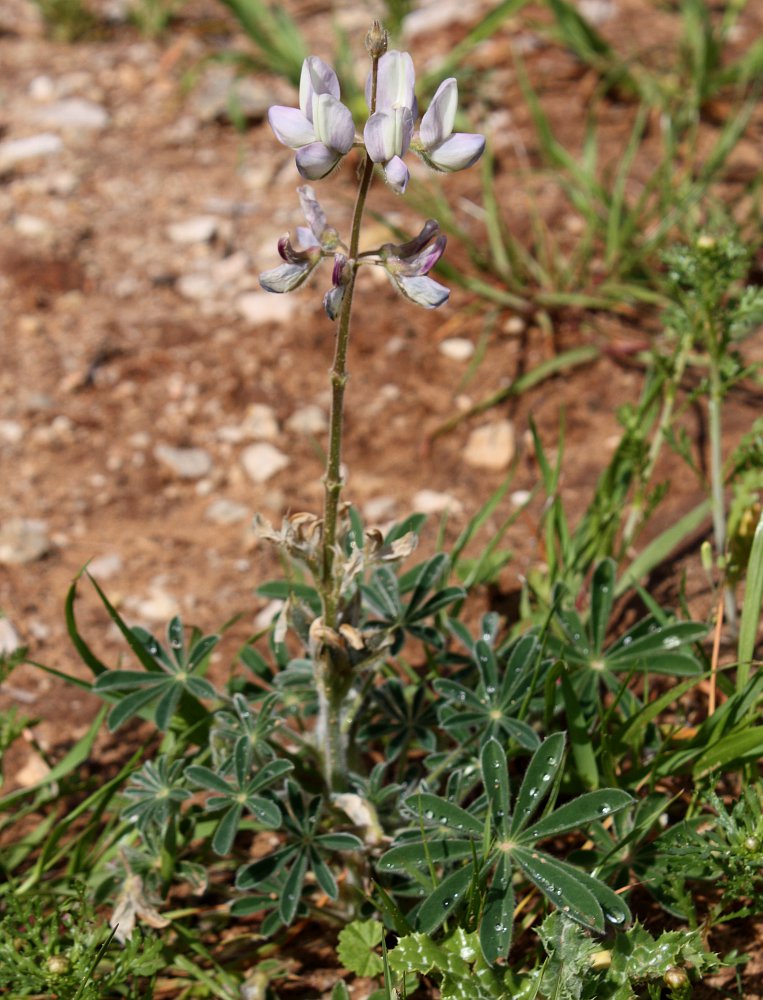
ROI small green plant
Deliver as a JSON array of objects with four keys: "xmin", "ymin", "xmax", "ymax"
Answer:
[{"xmin": 0, "ymin": 884, "xmax": 163, "ymax": 998}]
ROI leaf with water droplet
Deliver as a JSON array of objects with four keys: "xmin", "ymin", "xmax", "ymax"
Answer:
[
  {"xmin": 416, "ymin": 863, "xmax": 474, "ymax": 935},
  {"xmin": 406, "ymin": 793, "xmax": 483, "ymax": 836},
  {"xmin": 481, "ymin": 737, "xmax": 510, "ymax": 833},
  {"xmin": 511, "ymin": 732, "xmax": 565, "ymax": 836},
  {"xmin": 520, "ymin": 788, "xmax": 632, "ymax": 843},
  {"xmin": 480, "ymin": 854, "xmax": 514, "ymax": 964},
  {"xmin": 514, "ymin": 847, "xmax": 605, "ymax": 933}
]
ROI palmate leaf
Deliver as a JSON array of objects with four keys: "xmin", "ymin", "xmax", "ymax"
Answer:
[
  {"xmin": 406, "ymin": 794, "xmax": 484, "ymax": 836},
  {"xmin": 337, "ymin": 919, "xmax": 384, "ymax": 977},
  {"xmin": 513, "ymin": 847, "xmax": 605, "ymax": 933},
  {"xmin": 416, "ymin": 864, "xmax": 475, "ymax": 935},
  {"xmin": 511, "ymin": 732, "xmax": 566, "ymax": 835},
  {"xmin": 522, "ymin": 789, "xmax": 632, "ymax": 843},
  {"xmin": 479, "ymin": 854, "xmax": 514, "ymax": 963}
]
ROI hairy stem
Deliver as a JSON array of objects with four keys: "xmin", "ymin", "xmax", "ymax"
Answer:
[{"xmin": 317, "ymin": 54, "xmax": 379, "ymax": 793}]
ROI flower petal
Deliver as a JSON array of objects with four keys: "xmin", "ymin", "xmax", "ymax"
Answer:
[
  {"xmin": 426, "ymin": 131, "xmax": 486, "ymax": 172},
  {"xmin": 299, "ymin": 56, "xmax": 340, "ymax": 120},
  {"xmin": 420, "ymin": 77, "xmax": 458, "ymax": 149},
  {"xmin": 323, "ymin": 283, "xmax": 345, "ymax": 320},
  {"xmin": 384, "ymin": 155, "xmax": 409, "ymax": 194},
  {"xmin": 259, "ymin": 261, "xmax": 312, "ymax": 293},
  {"xmin": 398, "ymin": 234, "xmax": 447, "ymax": 275},
  {"xmin": 268, "ymin": 106, "xmax": 315, "ymax": 149},
  {"xmin": 278, "ymin": 234, "xmax": 317, "ymax": 264},
  {"xmin": 297, "ymin": 186, "xmax": 327, "ymax": 239},
  {"xmin": 395, "ymin": 274, "xmax": 450, "ymax": 308},
  {"xmin": 295, "ymin": 142, "xmax": 342, "ymax": 180},
  {"xmin": 385, "ymin": 220, "xmax": 442, "ymax": 260},
  {"xmin": 312, "ymin": 94, "xmax": 355, "ymax": 154},
  {"xmin": 372, "ymin": 50, "xmax": 416, "ymax": 113},
  {"xmin": 364, "ymin": 111, "xmax": 396, "ymax": 162}
]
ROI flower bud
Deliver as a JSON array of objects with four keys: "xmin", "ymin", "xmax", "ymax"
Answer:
[
  {"xmin": 47, "ymin": 955, "xmax": 70, "ymax": 975},
  {"xmin": 664, "ymin": 966, "xmax": 690, "ymax": 991},
  {"xmin": 365, "ymin": 20, "xmax": 388, "ymax": 59}
]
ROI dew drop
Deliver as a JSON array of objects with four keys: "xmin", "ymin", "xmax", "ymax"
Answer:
[
  {"xmin": 528, "ymin": 787, "xmax": 539, "ymax": 798},
  {"xmin": 600, "ymin": 804, "xmax": 612, "ymax": 816},
  {"xmin": 541, "ymin": 773, "xmax": 551, "ymax": 781},
  {"xmin": 606, "ymin": 911, "xmax": 625, "ymax": 924},
  {"xmin": 622, "ymin": 636, "xmax": 632, "ymax": 647}
]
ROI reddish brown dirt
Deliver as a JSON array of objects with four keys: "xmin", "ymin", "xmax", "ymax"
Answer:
[{"xmin": 1, "ymin": 0, "xmax": 762, "ymax": 995}]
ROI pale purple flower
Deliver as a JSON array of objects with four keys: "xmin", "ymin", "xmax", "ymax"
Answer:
[
  {"xmin": 379, "ymin": 220, "xmax": 449, "ymax": 308},
  {"xmin": 363, "ymin": 51, "xmax": 416, "ymax": 194},
  {"xmin": 323, "ymin": 254, "xmax": 349, "ymax": 320},
  {"xmin": 417, "ymin": 78, "xmax": 485, "ymax": 173},
  {"xmin": 259, "ymin": 186, "xmax": 341, "ymax": 293},
  {"xmin": 268, "ymin": 57, "xmax": 355, "ymax": 180}
]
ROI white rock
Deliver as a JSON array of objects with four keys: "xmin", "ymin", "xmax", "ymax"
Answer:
[
  {"xmin": 29, "ymin": 75, "xmax": 56, "ymax": 101},
  {"xmin": 241, "ymin": 403, "xmax": 279, "ymax": 441},
  {"xmin": 439, "ymin": 337, "xmax": 475, "ymax": 361},
  {"xmin": 205, "ymin": 498, "xmax": 250, "ymax": 525},
  {"xmin": 578, "ymin": 0, "xmax": 615, "ymax": 25},
  {"xmin": 177, "ymin": 272, "xmax": 215, "ymax": 301},
  {"xmin": 0, "ymin": 133, "xmax": 63, "ymax": 172},
  {"xmin": 413, "ymin": 490, "xmax": 463, "ymax": 516},
  {"xmin": 31, "ymin": 98, "xmax": 110, "ymax": 131},
  {"xmin": 286, "ymin": 405, "xmax": 327, "ymax": 436},
  {"xmin": 0, "ymin": 420, "xmax": 23, "ymax": 444},
  {"xmin": 14, "ymin": 214, "xmax": 51, "ymax": 238},
  {"xmin": 241, "ymin": 443, "xmax": 289, "ymax": 483},
  {"xmin": 87, "ymin": 553, "xmax": 123, "ymax": 580},
  {"xmin": 363, "ymin": 496, "xmax": 397, "ymax": 522},
  {"xmin": 464, "ymin": 420, "xmax": 516, "ymax": 471},
  {"xmin": 510, "ymin": 490, "xmax": 532, "ymax": 507},
  {"xmin": 154, "ymin": 444, "xmax": 213, "ymax": 479},
  {"xmin": 236, "ymin": 291, "xmax": 298, "ymax": 326},
  {"xmin": 0, "ymin": 616, "xmax": 22, "ymax": 655},
  {"xmin": 167, "ymin": 215, "xmax": 218, "ymax": 245},
  {"xmin": 135, "ymin": 587, "xmax": 180, "ymax": 622},
  {"xmin": 0, "ymin": 518, "xmax": 51, "ymax": 565}
]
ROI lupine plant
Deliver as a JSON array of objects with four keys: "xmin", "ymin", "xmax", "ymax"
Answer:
[{"xmin": 259, "ymin": 25, "xmax": 485, "ymax": 792}]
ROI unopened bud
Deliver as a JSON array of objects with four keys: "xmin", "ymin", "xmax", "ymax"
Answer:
[
  {"xmin": 365, "ymin": 20, "xmax": 388, "ymax": 59},
  {"xmin": 696, "ymin": 234, "xmax": 715, "ymax": 250},
  {"xmin": 664, "ymin": 966, "xmax": 690, "ymax": 990},
  {"xmin": 590, "ymin": 949, "xmax": 612, "ymax": 970},
  {"xmin": 47, "ymin": 955, "xmax": 70, "ymax": 975}
]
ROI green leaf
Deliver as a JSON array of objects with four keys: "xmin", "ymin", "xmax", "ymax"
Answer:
[
  {"xmin": 212, "ymin": 803, "xmax": 243, "ymax": 855},
  {"xmin": 315, "ymin": 832, "xmax": 364, "ymax": 851},
  {"xmin": 416, "ymin": 864, "xmax": 475, "ymax": 934},
  {"xmin": 481, "ymin": 738, "xmax": 510, "ymax": 833},
  {"xmin": 590, "ymin": 559, "xmax": 616, "ymax": 655},
  {"xmin": 513, "ymin": 848, "xmax": 604, "ymax": 932},
  {"xmin": 379, "ymin": 839, "xmax": 477, "ymax": 872},
  {"xmin": 693, "ymin": 726, "xmax": 763, "ymax": 777},
  {"xmin": 388, "ymin": 932, "xmax": 470, "ymax": 978},
  {"xmin": 406, "ymin": 794, "xmax": 484, "ymax": 836},
  {"xmin": 511, "ymin": 733, "xmax": 566, "ymax": 836},
  {"xmin": 279, "ymin": 852, "xmax": 308, "ymax": 925},
  {"xmin": 737, "ymin": 507, "xmax": 763, "ymax": 690},
  {"xmin": 480, "ymin": 854, "xmax": 514, "ymax": 964},
  {"xmin": 337, "ymin": 919, "xmax": 384, "ymax": 977},
  {"xmin": 560, "ymin": 673, "xmax": 599, "ymax": 790},
  {"xmin": 523, "ymin": 789, "xmax": 632, "ymax": 842},
  {"xmin": 406, "ymin": 554, "xmax": 450, "ymax": 614}
]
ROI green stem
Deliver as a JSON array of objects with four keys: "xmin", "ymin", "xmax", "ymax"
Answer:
[
  {"xmin": 317, "ymin": 54, "xmax": 379, "ymax": 793},
  {"xmin": 708, "ymin": 356, "xmax": 736, "ymax": 631}
]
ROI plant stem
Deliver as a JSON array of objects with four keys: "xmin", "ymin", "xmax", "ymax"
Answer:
[
  {"xmin": 317, "ymin": 55, "xmax": 379, "ymax": 793},
  {"xmin": 708, "ymin": 355, "xmax": 736, "ymax": 631}
]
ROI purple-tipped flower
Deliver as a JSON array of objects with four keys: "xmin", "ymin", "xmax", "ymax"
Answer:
[
  {"xmin": 379, "ymin": 219, "xmax": 449, "ymax": 308},
  {"xmin": 417, "ymin": 78, "xmax": 485, "ymax": 173},
  {"xmin": 268, "ymin": 57, "xmax": 355, "ymax": 180},
  {"xmin": 363, "ymin": 51, "xmax": 416, "ymax": 194},
  {"xmin": 323, "ymin": 253, "xmax": 350, "ymax": 320},
  {"xmin": 259, "ymin": 185, "xmax": 341, "ymax": 293}
]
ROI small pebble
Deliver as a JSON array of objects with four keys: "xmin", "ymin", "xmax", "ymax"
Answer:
[
  {"xmin": 204, "ymin": 499, "xmax": 250, "ymax": 525},
  {"xmin": 439, "ymin": 337, "xmax": 475, "ymax": 361},
  {"xmin": 464, "ymin": 420, "xmax": 516, "ymax": 471},
  {"xmin": 412, "ymin": 490, "xmax": 463, "ymax": 515},
  {"xmin": 0, "ymin": 518, "xmax": 51, "ymax": 565},
  {"xmin": 286, "ymin": 405, "xmax": 327, "ymax": 436},
  {"xmin": 241, "ymin": 443, "xmax": 289, "ymax": 483},
  {"xmin": 154, "ymin": 444, "xmax": 213, "ymax": 480},
  {"xmin": 167, "ymin": 216, "xmax": 218, "ymax": 245}
]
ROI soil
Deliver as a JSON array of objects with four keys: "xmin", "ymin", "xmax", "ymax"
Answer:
[{"xmin": 1, "ymin": 0, "xmax": 762, "ymax": 995}]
